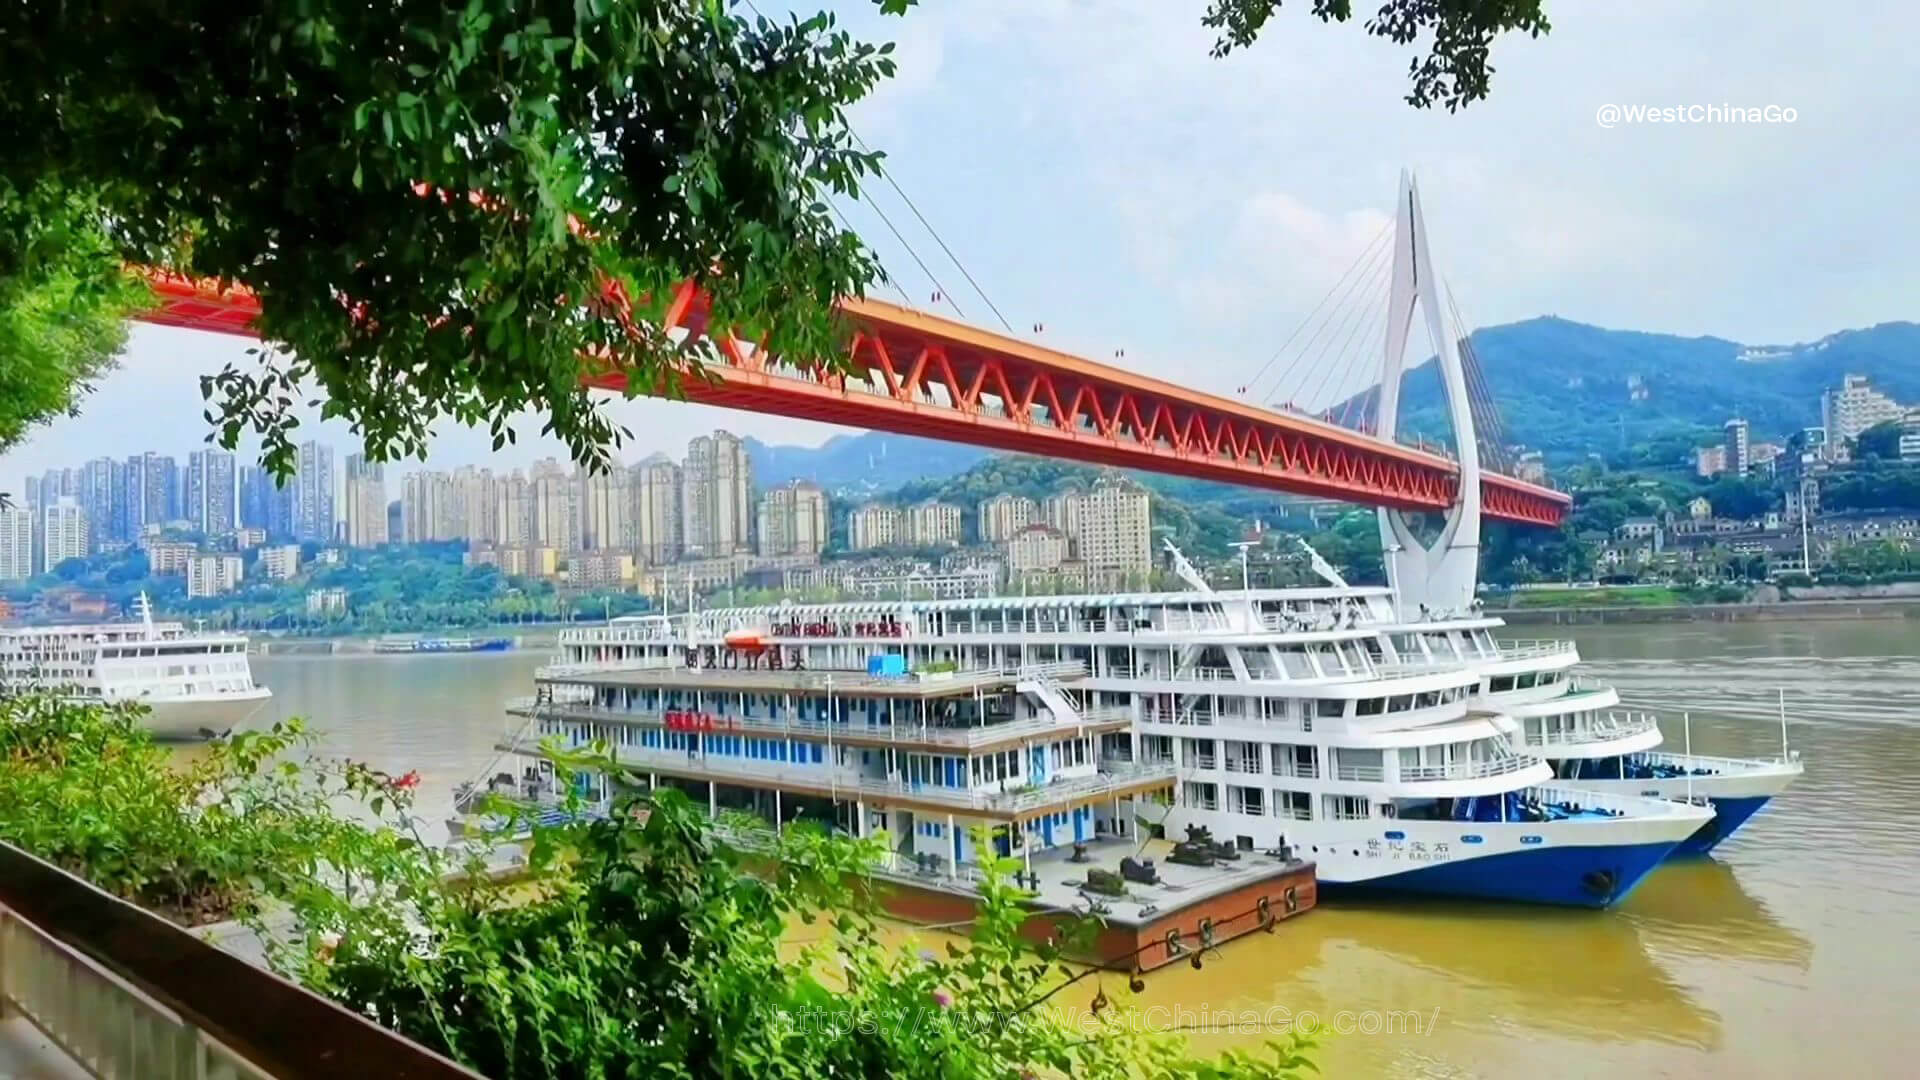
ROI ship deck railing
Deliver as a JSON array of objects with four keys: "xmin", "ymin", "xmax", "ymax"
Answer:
[
  {"xmin": 1523, "ymin": 710, "xmax": 1659, "ymax": 749},
  {"xmin": 491, "ymin": 737, "xmax": 1176, "ymax": 817},
  {"xmin": 1492, "ymin": 639, "xmax": 1580, "ymax": 661},
  {"xmin": 1628, "ymin": 748, "xmax": 1801, "ymax": 771},
  {"xmin": 531, "ymin": 660, "xmax": 1089, "ymax": 698},
  {"xmin": 507, "ymin": 698, "xmax": 1134, "ymax": 749}
]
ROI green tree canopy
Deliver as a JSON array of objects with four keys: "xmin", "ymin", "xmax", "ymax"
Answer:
[
  {"xmin": 0, "ymin": 181, "xmax": 143, "ymax": 456},
  {"xmin": 1854, "ymin": 419, "xmax": 1905, "ymax": 461},
  {"xmin": 3, "ymin": 1, "xmax": 1551, "ymax": 482}
]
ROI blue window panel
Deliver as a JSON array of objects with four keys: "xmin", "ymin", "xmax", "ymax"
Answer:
[{"xmin": 1461, "ymin": 834, "xmax": 1484, "ymax": 844}]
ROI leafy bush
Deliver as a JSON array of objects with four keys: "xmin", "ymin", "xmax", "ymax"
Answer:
[
  {"xmin": 0, "ymin": 701, "xmax": 1318, "ymax": 1078},
  {"xmin": 0, "ymin": 696, "xmax": 394, "ymax": 926}
]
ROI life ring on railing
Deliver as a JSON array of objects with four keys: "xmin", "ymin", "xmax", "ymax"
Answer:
[{"xmin": 1283, "ymin": 886, "xmax": 1299, "ymax": 914}]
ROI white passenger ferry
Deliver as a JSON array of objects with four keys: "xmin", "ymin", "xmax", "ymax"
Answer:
[
  {"xmin": 514, "ymin": 562, "xmax": 1710, "ymax": 908},
  {"xmin": 0, "ymin": 594, "xmax": 271, "ymax": 739},
  {"xmin": 1458, "ymin": 637, "xmax": 1801, "ymax": 855}
]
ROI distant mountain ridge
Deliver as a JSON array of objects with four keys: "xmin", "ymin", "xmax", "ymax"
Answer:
[
  {"xmin": 743, "ymin": 317, "xmax": 1920, "ymax": 485},
  {"xmin": 1385, "ymin": 317, "xmax": 1920, "ymax": 462}
]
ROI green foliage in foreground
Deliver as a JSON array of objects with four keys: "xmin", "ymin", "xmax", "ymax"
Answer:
[
  {"xmin": 0, "ymin": 699, "xmax": 388, "ymax": 925},
  {"xmin": 0, "ymin": 180, "xmax": 143, "ymax": 455},
  {"xmin": 0, "ymin": 697, "xmax": 1317, "ymax": 1078}
]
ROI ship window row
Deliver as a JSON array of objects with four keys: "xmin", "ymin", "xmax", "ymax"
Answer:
[
  {"xmin": 98, "ymin": 644, "xmax": 245, "ymax": 659},
  {"xmin": 1485, "ymin": 670, "xmax": 1564, "ymax": 693},
  {"xmin": 1352, "ymin": 685, "xmax": 1472, "ymax": 716}
]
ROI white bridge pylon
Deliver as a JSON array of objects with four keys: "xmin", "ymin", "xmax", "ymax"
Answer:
[{"xmin": 1374, "ymin": 170, "xmax": 1483, "ymax": 618}]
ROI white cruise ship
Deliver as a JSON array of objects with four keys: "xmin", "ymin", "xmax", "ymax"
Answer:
[
  {"xmin": 1453, "ymin": 634, "xmax": 1801, "ymax": 855},
  {"xmin": 0, "ymin": 594, "xmax": 272, "ymax": 739},
  {"xmin": 525, "ymin": 564, "xmax": 1711, "ymax": 908}
]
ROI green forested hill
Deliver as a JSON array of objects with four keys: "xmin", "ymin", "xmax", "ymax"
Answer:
[{"xmin": 1379, "ymin": 317, "xmax": 1920, "ymax": 464}]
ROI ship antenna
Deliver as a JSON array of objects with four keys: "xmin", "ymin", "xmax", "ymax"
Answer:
[{"xmin": 135, "ymin": 592, "xmax": 156, "ymax": 639}]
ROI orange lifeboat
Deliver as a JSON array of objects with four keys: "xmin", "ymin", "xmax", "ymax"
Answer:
[{"xmin": 722, "ymin": 627, "xmax": 771, "ymax": 653}]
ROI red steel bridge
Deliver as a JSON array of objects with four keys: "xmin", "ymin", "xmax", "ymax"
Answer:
[{"xmin": 141, "ymin": 270, "xmax": 1568, "ymax": 527}]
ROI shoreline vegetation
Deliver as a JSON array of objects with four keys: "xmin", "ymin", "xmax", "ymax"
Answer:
[{"xmin": 0, "ymin": 695, "xmax": 1317, "ymax": 1078}]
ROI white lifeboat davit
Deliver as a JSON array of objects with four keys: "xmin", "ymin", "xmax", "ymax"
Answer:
[{"xmin": 723, "ymin": 627, "xmax": 772, "ymax": 653}]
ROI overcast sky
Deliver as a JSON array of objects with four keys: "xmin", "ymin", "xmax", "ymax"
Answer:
[{"xmin": 6, "ymin": 0, "xmax": 1912, "ymax": 485}]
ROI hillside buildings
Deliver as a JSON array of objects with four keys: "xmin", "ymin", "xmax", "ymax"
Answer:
[
  {"xmin": 848, "ymin": 504, "xmax": 903, "ymax": 551},
  {"xmin": 756, "ymin": 480, "xmax": 828, "ymax": 557},
  {"xmin": 0, "ymin": 506, "xmax": 34, "ymax": 582},
  {"xmin": 1060, "ymin": 479, "xmax": 1153, "ymax": 578},
  {"xmin": 905, "ymin": 500, "xmax": 962, "ymax": 547},
  {"xmin": 259, "ymin": 545, "xmax": 301, "ymax": 580},
  {"xmin": 185, "ymin": 555, "xmax": 245, "ymax": 598},
  {"xmin": 682, "ymin": 431, "xmax": 752, "ymax": 557},
  {"xmin": 343, "ymin": 454, "xmax": 388, "ymax": 547},
  {"xmin": 977, "ymin": 494, "xmax": 1039, "ymax": 543},
  {"xmin": 1006, "ymin": 524, "xmax": 1069, "ymax": 573},
  {"xmin": 1823, "ymin": 374, "xmax": 1907, "ymax": 444},
  {"xmin": 41, "ymin": 498, "xmax": 88, "ymax": 572},
  {"xmin": 185, "ymin": 449, "xmax": 237, "ymax": 537},
  {"xmin": 631, "ymin": 454, "xmax": 684, "ymax": 564},
  {"xmin": 1723, "ymin": 418, "xmax": 1751, "ymax": 478}
]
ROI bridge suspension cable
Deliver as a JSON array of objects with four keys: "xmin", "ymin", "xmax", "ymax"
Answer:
[
  {"xmin": 1240, "ymin": 221, "xmax": 1391, "ymax": 406},
  {"xmin": 1255, "ymin": 227, "xmax": 1395, "ymax": 420},
  {"xmin": 745, "ymin": 0, "xmax": 1012, "ymax": 333}
]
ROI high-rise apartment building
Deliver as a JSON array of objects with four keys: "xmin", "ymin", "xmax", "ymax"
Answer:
[
  {"xmin": 259, "ymin": 544, "xmax": 302, "ymax": 580},
  {"xmin": 1071, "ymin": 479, "xmax": 1152, "ymax": 576},
  {"xmin": 79, "ymin": 458, "xmax": 119, "ymax": 549},
  {"xmin": 494, "ymin": 470, "xmax": 533, "ymax": 546},
  {"xmin": 682, "ymin": 431, "xmax": 752, "ymax": 557},
  {"xmin": 977, "ymin": 494, "xmax": 1039, "ymax": 543},
  {"xmin": 343, "ymin": 454, "xmax": 389, "ymax": 547},
  {"xmin": 40, "ymin": 498, "xmax": 88, "ymax": 573},
  {"xmin": 1822, "ymin": 374, "xmax": 1906, "ymax": 444},
  {"xmin": 401, "ymin": 470, "xmax": 469, "ymax": 543},
  {"xmin": 1723, "ymin": 418, "xmax": 1751, "ymax": 478},
  {"xmin": 124, "ymin": 452, "xmax": 176, "ymax": 535},
  {"xmin": 186, "ymin": 449, "xmax": 237, "ymax": 536},
  {"xmin": 848, "ymin": 504, "xmax": 903, "ymax": 551},
  {"xmin": 756, "ymin": 480, "xmax": 828, "ymax": 557},
  {"xmin": 186, "ymin": 554, "xmax": 245, "ymax": 598},
  {"xmin": 456, "ymin": 467, "xmax": 498, "ymax": 546},
  {"xmin": 905, "ymin": 500, "xmax": 962, "ymax": 548},
  {"xmin": 528, "ymin": 460, "xmax": 579, "ymax": 553},
  {"xmin": 630, "ymin": 455, "xmax": 683, "ymax": 564},
  {"xmin": 0, "ymin": 506, "xmax": 33, "ymax": 582},
  {"xmin": 294, "ymin": 441, "xmax": 335, "ymax": 543},
  {"xmin": 1043, "ymin": 489, "xmax": 1083, "ymax": 540},
  {"xmin": 579, "ymin": 467, "xmax": 632, "ymax": 551}
]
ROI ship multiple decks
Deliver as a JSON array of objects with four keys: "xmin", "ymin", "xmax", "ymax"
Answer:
[
  {"xmin": 485, "ymin": 578, "xmax": 1790, "ymax": 909},
  {"xmin": 0, "ymin": 595, "xmax": 271, "ymax": 739}
]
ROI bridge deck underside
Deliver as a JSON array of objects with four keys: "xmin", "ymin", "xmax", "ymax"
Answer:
[{"xmin": 141, "ymin": 274, "xmax": 1567, "ymax": 526}]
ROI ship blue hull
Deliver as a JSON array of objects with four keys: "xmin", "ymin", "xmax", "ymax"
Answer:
[
  {"xmin": 1671, "ymin": 795, "xmax": 1771, "ymax": 857},
  {"xmin": 1321, "ymin": 840, "xmax": 1681, "ymax": 908}
]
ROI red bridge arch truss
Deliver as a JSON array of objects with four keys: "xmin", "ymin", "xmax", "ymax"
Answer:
[{"xmin": 142, "ymin": 273, "xmax": 1567, "ymax": 527}]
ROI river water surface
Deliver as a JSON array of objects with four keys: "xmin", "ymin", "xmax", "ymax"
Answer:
[{"xmin": 249, "ymin": 619, "xmax": 1919, "ymax": 1078}]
